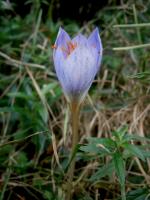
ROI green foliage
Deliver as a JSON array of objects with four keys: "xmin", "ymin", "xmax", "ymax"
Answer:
[
  {"xmin": 126, "ymin": 188, "xmax": 150, "ymax": 200},
  {"xmin": 113, "ymin": 152, "xmax": 125, "ymax": 186},
  {"xmin": 81, "ymin": 126, "xmax": 150, "ymax": 199},
  {"xmin": 89, "ymin": 161, "xmax": 114, "ymax": 182}
]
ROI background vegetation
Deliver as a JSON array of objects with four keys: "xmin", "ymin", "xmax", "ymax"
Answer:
[{"xmin": 0, "ymin": 0, "xmax": 150, "ymax": 199}]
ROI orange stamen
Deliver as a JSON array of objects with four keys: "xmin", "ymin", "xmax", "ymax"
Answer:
[
  {"xmin": 51, "ymin": 44, "xmax": 57, "ymax": 49},
  {"xmin": 53, "ymin": 41, "xmax": 77, "ymax": 57},
  {"xmin": 67, "ymin": 42, "xmax": 77, "ymax": 53},
  {"xmin": 61, "ymin": 46, "xmax": 69, "ymax": 55}
]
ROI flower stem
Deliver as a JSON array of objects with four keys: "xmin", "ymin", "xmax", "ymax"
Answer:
[
  {"xmin": 121, "ymin": 184, "xmax": 126, "ymax": 200},
  {"xmin": 66, "ymin": 101, "xmax": 79, "ymax": 200}
]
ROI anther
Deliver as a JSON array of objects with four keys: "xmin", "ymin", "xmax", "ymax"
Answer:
[{"xmin": 51, "ymin": 44, "xmax": 57, "ymax": 49}]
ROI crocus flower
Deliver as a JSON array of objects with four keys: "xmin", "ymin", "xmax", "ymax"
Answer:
[{"xmin": 53, "ymin": 27, "xmax": 103, "ymax": 103}]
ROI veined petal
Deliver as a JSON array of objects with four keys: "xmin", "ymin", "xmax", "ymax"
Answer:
[
  {"xmin": 88, "ymin": 27, "xmax": 102, "ymax": 55},
  {"xmin": 88, "ymin": 27, "xmax": 103, "ymax": 70},
  {"xmin": 53, "ymin": 27, "xmax": 103, "ymax": 103},
  {"xmin": 63, "ymin": 44, "xmax": 98, "ymax": 100},
  {"xmin": 53, "ymin": 27, "xmax": 71, "ymax": 58},
  {"xmin": 54, "ymin": 47, "xmax": 73, "ymax": 99},
  {"xmin": 72, "ymin": 34, "xmax": 87, "ymax": 46},
  {"xmin": 55, "ymin": 27, "xmax": 71, "ymax": 48}
]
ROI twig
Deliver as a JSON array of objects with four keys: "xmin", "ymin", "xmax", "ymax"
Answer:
[
  {"xmin": 114, "ymin": 23, "xmax": 150, "ymax": 28},
  {"xmin": 0, "ymin": 51, "xmax": 46, "ymax": 69},
  {"xmin": 113, "ymin": 43, "xmax": 150, "ymax": 51},
  {"xmin": 0, "ymin": 131, "xmax": 48, "ymax": 148}
]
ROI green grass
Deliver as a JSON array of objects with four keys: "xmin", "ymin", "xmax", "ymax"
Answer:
[{"xmin": 0, "ymin": 0, "xmax": 150, "ymax": 199}]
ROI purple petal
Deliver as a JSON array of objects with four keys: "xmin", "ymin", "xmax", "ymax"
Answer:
[
  {"xmin": 53, "ymin": 27, "xmax": 103, "ymax": 103},
  {"xmin": 88, "ymin": 27, "xmax": 103, "ymax": 71},
  {"xmin": 53, "ymin": 47, "xmax": 73, "ymax": 98},
  {"xmin": 88, "ymin": 27, "xmax": 102, "ymax": 54},
  {"xmin": 72, "ymin": 34, "xmax": 87, "ymax": 46},
  {"xmin": 62, "ymin": 44, "xmax": 99, "ymax": 100},
  {"xmin": 55, "ymin": 27, "xmax": 71, "ymax": 47},
  {"xmin": 53, "ymin": 27, "xmax": 71, "ymax": 58}
]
